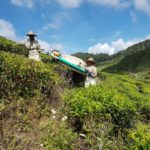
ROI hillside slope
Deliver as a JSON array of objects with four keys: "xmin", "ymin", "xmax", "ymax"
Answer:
[
  {"xmin": 73, "ymin": 52, "xmax": 111, "ymax": 65},
  {"xmin": 0, "ymin": 51, "xmax": 67, "ymax": 149},
  {"xmin": 103, "ymin": 48, "xmax": 150, "ymax": 73},
  {"xmin": 1, "ymin": 37, "xmax": 150, "ymax": 149}
]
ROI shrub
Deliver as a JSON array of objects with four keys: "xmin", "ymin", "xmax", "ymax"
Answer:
[
  {"xmin": 39, "ymin": 117, "xmax": 77, "ymax": 150},
  {"xmin": 128, "ymin": 123, "xmax": 150, "ymax": 150},
  {"xmin": 0, "ymin": 51, "xmax": 64, "ymax": 149},
  {"xmin": 64, "ymin": 85, "xmax": 137, "ymax": 135},
  {"xmin": 0, "ymin": 51, "xmax": 60, "ymax": 99},
  {"xmin": 0, "ymin": 36, "xmax": 28, "ymax": 56},
  {"xmin": 40, "ymin": 53, "xmax": 53, "ymax": 64}
]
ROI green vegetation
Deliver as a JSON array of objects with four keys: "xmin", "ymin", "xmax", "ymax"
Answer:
[
  {"xmin": 73, "ymin": 52, "xmax": 111, "ymax": 65},
  {"xmin": 0, "ymin": 36, "xmax": 28, "ymax": 56},
  {"xmin": 64, "ymin": 73, "xmax": 150, "ymax": 149},
  {"xmin": 104, "ymin": 48, "xmax": 150, "ymax": 73},
  {"xmin": 0, "ymin": 51, "xmax": 60, "ymax": 99},
  {"xmin": 1, "ymin": 36, "xmax": 150, "ymax": 149},
  {"xmin": 0, "ymin": 51, "xmax": 65, "ymax": 149}
]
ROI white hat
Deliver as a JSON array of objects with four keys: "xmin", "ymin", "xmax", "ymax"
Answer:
[
  {"xmin": 86, "ymin": 57, "xmax": 95, "ymax": 64},
  {"xmin": 26, "ymin": 31, "xmax": 37, "ymax": 36}
]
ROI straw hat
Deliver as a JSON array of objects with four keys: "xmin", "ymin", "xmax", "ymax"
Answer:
[
  {"xmin": 26, "ymin": 31, "xmax": 37, "ymax": 36},
  {"xmin": 86, "ymin": 57, "xmax": 95, "ymax": 64}
]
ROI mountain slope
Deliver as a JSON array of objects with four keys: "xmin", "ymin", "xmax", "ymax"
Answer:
[
  {"xmin": 103, "ymin": 48, "xmax": 150, "ymax": 73},
  {"xmin": 1, "ymin": 36, "xmax": 150, "ymax": 149},
  {"xmin": 73, "ymin": 52, "xmax": 111, "ymax": 65}
]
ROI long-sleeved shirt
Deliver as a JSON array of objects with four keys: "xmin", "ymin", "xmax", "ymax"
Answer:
[
  {"xmin": 25, "ymin": 39, "xmax": 41, "ymax": 52},
  {"xmin": 24, "ymin": 39, "xmax": 41, "ymax": 61},
  {"xmin": 85, "ymin": 65, "xmax": 97, "ymax": 87}
]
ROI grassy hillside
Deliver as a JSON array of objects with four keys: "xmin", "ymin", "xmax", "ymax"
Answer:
[
  {"xmin": 103, "ymin": 48, "xmax": 150, "ymax": 73},
  {"xmin": 64, "ymin": 72, "xmax": 150, "ymax": 149},
  {"xmin": 0, "ymin": 36, "xmax": 28, "ymax": 56},
  {"xmin": 0, "ymin": 51, "xmax": 66, "ymax": 149},
  {"xmin": 73, "ymin": 52, "xmax": 111, "ymax": 65},
  {"xmin": 1, "ymin": 37, "xmax": 150, "ymax": 149}
]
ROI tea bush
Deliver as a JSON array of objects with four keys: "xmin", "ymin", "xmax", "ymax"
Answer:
[
  {"xmin": 0, "ymin": 51, "xmax": 64, "ymax": 149},
  {"xmin": 39, "ymin": 117, "xmax": 77, "ymax": 150},
  {"xmin": 0, "ymin": 36, "xmax": 28, "ymax": 56},
  {"xmin": 64, "ymin": 72, "xmax": 150, "ymax": 148},
  {"xmin": 64, "ymin": 86, "xmax": 137, "ymax": 133},
  {"xmin": 1, "ymin": 36, "xmax": 150, "ymax": 149},
  {"xmin": 129, "ymin": 123, "xmax": 150, "ymax": 150},
  {"xmin": 0, "ymin": 51, "xmax": 60, "ymax": 99}
]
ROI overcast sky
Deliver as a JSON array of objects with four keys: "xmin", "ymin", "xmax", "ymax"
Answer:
[{"xmin": 0, "ymin": 0, "xmax": 150, "ymax": 54}]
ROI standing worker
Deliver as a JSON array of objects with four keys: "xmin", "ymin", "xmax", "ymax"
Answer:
[
  {"xmin": 85, "ymin": 58, "xmax": 97, "ymax": 87},
  {"xmin": 24, "ymin": 31, "xmax": 41, "ymax": 61}
]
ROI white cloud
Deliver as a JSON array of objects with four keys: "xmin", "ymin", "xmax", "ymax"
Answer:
[
  {"xmin": 88, "ymin": 35, "xmax": 150, "ymax": 55},
  {"xmin": 0, "ymin": 19, "xmax": 17, "ymax": 40},
  {"xmin": 57, "ymin": 0, "xmax": 82, "ymax": 8},
  {"xmin": 43, "ymin": 12, "xmax": 70, "ymax": 30},
  {"xmin": 88, "ymin": 43, "xmax": 115, "ymax": 55},
  {"xmin": 11, "ymin": 0, "xmax": 34, "ymax": 8},
  {"xmin": 134, "ymin": 0, "xmax": 150, "ymax": 15},
  {"xmin": 38, "ymin": 40, "xmax": 64, "ymax": 52},
  {"xmin": 87, "ymin": 0, "xmax": 130, "ymax": 9},
  {"xmin": 145, "ymin": 34, "xmax": 150, "ymax": 39},
  {"xmin": 111, "ymin": 38, "xmax": 138, "ymax": 53}
]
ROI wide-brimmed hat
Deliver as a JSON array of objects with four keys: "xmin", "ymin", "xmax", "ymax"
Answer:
[
  {"xmin": 86, "ymin": 57, "xmax": 95, "ymax": 64},
  {"xmin": 26, "ymin": 31, "xmax": 37, "ymax": 36}
]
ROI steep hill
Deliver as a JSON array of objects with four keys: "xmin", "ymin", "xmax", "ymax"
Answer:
[
  {"xmin": 1, "ymin": 36, "xmax": 150, "ymax": 149},
  {"xmin": 73, "ymin": 52, "xmax": 111, "ymax": 65},
  {"xmin": 0, "ymin": 36, "xmax": 28, "ymax": 56},
  {"xmin": 104, "ymin": 48, "xmax": 150, "ymax": 73},
  {"xmin": 122, "ymin": 39, "xmax": 150, "ymax": 55}
]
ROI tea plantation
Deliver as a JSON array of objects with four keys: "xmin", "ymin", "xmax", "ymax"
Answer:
[{"xmin": 0, "ymin": 37, "xmax": 150, "ymax": 149}]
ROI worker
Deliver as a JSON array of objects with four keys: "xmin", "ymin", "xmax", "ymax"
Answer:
[
  {"xmin": 85, "ymin": 58, "xmax": 97, "ymax": 87},
  {"xmin": 24, "ymin": 31, "xmax": 41, "ymax": 61}
]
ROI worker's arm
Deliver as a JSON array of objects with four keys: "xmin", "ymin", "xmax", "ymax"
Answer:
[{"xmin": 85, "ymin": 67, "xmax": 97, "ymax": 78}]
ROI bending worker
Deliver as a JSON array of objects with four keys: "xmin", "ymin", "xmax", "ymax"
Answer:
[
  {"xmin": 85, "ymin": 58, "xmax": 97, "ymax": 87},
  {"xmin": 24, "ymin": 31, "xmax": 41, "ymax": 61}
]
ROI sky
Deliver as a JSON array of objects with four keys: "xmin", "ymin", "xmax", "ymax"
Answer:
[{"xmin": 0, "ymin": 0, "xmax": 150, "ymax": 55}]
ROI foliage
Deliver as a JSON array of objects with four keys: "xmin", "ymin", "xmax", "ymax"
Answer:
[
  {"xmin": 0, "ymin": 51, "xmax": 60, "ymax": 99},
  {"xmin": 1, "ymin": 36, "xmax": 150, "ymax": 149},
  {"xmin": 64, "ymin": 72, "xmax": 150, "ymax": 148},
  {"xmin": 0, "ymin": 51, "xmax": 63, "ymax": 149},
  {"xmin": 39, "ymin": 117, "xmax": 77, "ymax": 150},
  {"xmin": 104, "ymin": 48, "xmax": 150, "ymax": 73},
  {"xmin": 40, "ymin": 53, "xmax": 53, "ymax": 64},
  {"xmin": 0, "ymin": 36, "xmax": 28, "ymax": 56},
  {"xmin": 64, "ymin": 85, "xmax": 137, "ymax": 132},
  {"xmin": 129, "ymin": 123, "xmax": 150, "ymax": 150},
  {"xmin": 73, "ymin": 52, "xmax": 111, "ymax": 65}
]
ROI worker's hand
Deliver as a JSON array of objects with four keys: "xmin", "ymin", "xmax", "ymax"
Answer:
[{"xmin": 87, "ymin": 71, "xmax": 96, "ymax": 78}]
